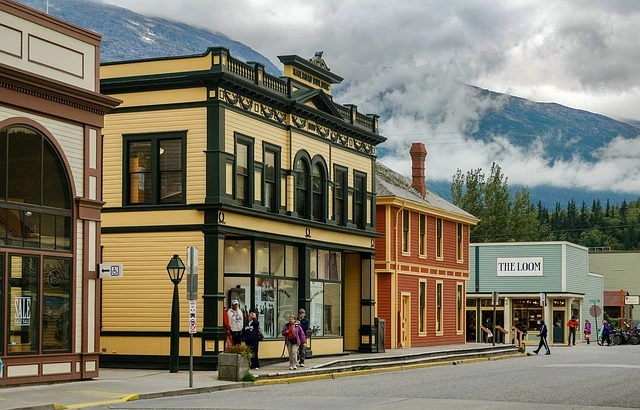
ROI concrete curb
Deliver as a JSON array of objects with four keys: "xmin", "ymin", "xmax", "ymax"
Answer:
[{"xmin": 254, "ymin": 352, "xmax": 525, "ymax": 386}]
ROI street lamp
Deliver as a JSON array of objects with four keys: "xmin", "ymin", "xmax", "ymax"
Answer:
[{"xmin": 167, "ymin": 254, "xmax": 186, "ymax": 373}]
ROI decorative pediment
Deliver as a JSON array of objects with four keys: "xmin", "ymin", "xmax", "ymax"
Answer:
[{"xmin": 292, "ymin": 89, "xmax": 342, "ymax": 118}]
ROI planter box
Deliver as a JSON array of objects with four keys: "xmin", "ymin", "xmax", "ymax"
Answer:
[{"xmin": 218, "ymin": 353, "xmax": 250, "ymax": 382}]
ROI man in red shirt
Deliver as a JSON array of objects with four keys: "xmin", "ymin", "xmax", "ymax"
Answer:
[{"xmin": 567, "ymin": 316, "xmax": 579, "ymax": 346}]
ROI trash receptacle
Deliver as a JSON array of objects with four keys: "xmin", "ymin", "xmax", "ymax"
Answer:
[{"xmin": 375, "ymin": 318, "xmax": 385, "ymax": 353}]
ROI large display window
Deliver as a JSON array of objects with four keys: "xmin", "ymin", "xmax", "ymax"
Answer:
[
  {"xmin": 309, "ymin": 248, "xmax": 342, "ymax": 336},
  {"xmin": 512, "ymin": 299, "xmax": 543, "ymax": 333}
]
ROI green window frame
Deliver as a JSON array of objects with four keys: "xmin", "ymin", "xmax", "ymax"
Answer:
[
  {"xmin": 124, "ymin": 131, "xmax": 186, "ymax": 206},
  {"xmin": 333, "ymin": 166, "xmax": 347, "ymax": 226},
  {"xmin": 354, "ymin": 172, "xmax": 366, "ymax": 229}
]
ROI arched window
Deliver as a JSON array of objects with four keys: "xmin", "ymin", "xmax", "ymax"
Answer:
[
  {"xmin": 0, "ymin": 125, "xmax": 72, "ymax": 250},
  {"xmin": 0, "ymin": 124, "xmax": 73, "ymax": 355},
  {"xmin": 312, "ymin": 163, "xmax": 325, "ymax": 222},
  {"xmin": 295, "ymin": 159, "xmax": 309, "ymax": 218}
]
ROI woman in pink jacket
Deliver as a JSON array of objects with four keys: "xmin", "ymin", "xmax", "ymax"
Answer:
[{"xmin": 282, "ymin": 315, "xmax": 306, "ymax": 370}]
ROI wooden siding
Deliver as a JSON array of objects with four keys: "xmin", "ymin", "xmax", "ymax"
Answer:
[
  {"xmin": 106, "ymin": 88, "xmax": 206, "ymax": 109},
  {"xmin": 100, "ymin": 231, "xmax": 205, "ymax": 332},
  {"xmin": 101, "ymin": 54, "xmax": 213, "ymax": 79},
  {"xmin": 376, "ymin": 273, "xmax": 392, "ymax": 349},
  {"xmin": 589, "ymin": 252, "xmax": 640, "ymax": 296},
  {"xmin": 102, "ymin": 107, "xmax": 207, "ymax": 207},
  {"xmin": 344, "ymin": 253, "xmax": 361, "ymax": 350},
  {"xmin": 225, "ymin": 110, "xmax": 288, "ymax": 162}
]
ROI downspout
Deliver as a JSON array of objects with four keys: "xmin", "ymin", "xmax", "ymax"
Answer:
[{"xmin": 394, "ymin": 200, "xmax": 406, "ymax": 348}]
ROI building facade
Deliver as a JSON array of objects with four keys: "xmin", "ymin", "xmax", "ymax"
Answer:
[
  {"xmin": 99, "ymin": 48, "xmax": 385, "ymax": 368},
  {"xmin": 590, "ymin": 250, "xmax": 640, "ymax": 322},
  {"xmin": 468, "ymin": 242, "xmax": 604, "ymax": 345},
  {"xmin": 374, "ymin": 143, "xmax": 478, "ymax": 349},
  {"xmin": 0, "ymin": 0, "xmax": 119, "ymax": 384}
]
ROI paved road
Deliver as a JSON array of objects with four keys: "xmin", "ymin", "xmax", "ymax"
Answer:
[{"xmin": 100, "ymin": 344, "xmax": 640, "ymax": 409}]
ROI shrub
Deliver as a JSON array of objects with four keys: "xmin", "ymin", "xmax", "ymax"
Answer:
[{"xmin": 227, "ymin": 344, "xmax": 254, "ymax": 361}]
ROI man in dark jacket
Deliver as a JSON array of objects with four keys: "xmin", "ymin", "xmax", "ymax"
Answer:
[
  {"xmin": 533, "ymin": 320, "xmax": 550, "ymax": 355},
  {"xmin": 298, "ymin": 308, "xmax": 310, "ymax": 367}
]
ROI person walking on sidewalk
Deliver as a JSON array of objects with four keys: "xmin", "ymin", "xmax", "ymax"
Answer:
[
  {"xmin": 282, "ymin": 315, "xmax": 306, "ymax": 370},
  {"xmin": 533, "ymin": 320, "xmax": 550, "ymax": 355},
  {"xmin": 567, "ymin": 316, "xmax": 579, "ymax": 346},
  {"xmin": 297, "ymin": 308, "xmax": 310, "ymax": 367},
  {"xmin": 583, "ymin": 319, "xmax": 592, "ymax": 344},
  {"xmin": 600, "ymin": 320, "xmax": 612, "ymax": 346}
]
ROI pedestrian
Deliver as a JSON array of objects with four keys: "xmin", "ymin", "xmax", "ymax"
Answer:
[
  {"xmin": 282, "ymin": 314, "xmax": 306, "ymax": 370},
  {"xmin": 297, "ymin": 308, "xmax": 310, "ymax": 367},
  {"xmin": 533, "ymin": 320, "xmax": 550, "ymax": 355},
  {"xmin": 600, "ymin": 320, "xmax": 611, "ymax": 346},
  {"xmin": 242, "ymin": 311, "xmax": 261, "ymax": 370},
  {"xmin": 223, "ymin": 306, "xmax": 233, "ymax": 351},
  {"xmin": 567, "ymin": 316, "xmax": 579, "ymax": 346},
  {"xmin": 583, "ymin": 319, "xmax": 592, "ymax": 344},
  {"xmin": 227, "ymin": 300, "xmax": 244, "ymax": 346}
]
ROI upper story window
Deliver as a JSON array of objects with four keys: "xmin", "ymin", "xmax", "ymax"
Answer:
[
  {"xmin": 354, "ymin": 172, "xmax": 366, "ymax": 229},
  {"xmin": 334, "ymin": 167, "xmax": 347, "ymax": 226},
  {"xmin": 456, "ymin": 223, "xmax": 463, "ymax": 261},
  {"xmin": 0, "ymin": 125, "xmax": 72, "ymax": 251},
  {"xmin": 295, "ymin": 158, "xmax": 310, "ymax": 218},
  {"xmin": 312, "ymin": 163, "xmax": 325, "ymax": 222},
  {"xmin": 436, "ymin": 217, "xmax": 443, "ymax": 259},
  {"xmin": 419, "ymin": 214, "xmax": 426, "ymax": 256},
  {"xmin": 235, "ymin": 137, "xmax": 253, "ymax": 206},
  {"xmin": 263, "ymin": 146, "xmax": 280, "ymax": 212},
  {"xmin": 125, "ymin": 132, "xmax": 185, "ymax": 206},
  {"xmin": 402, "ymin": 209, "xmax": 409, "ymax": 253}
]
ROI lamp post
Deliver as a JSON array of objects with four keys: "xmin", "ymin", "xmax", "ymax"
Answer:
[{"xmin": 167, "ymin": 254, "xmax": 186, "ymax": 373}]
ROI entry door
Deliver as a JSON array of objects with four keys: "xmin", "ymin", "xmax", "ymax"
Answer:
[
  {"xmin": 400, "ymin": 293, "xmax": 410, "ymax": 347},
  {"xmin": 552, "ymin": 311, "xmax": 565, "ymax": 344}
]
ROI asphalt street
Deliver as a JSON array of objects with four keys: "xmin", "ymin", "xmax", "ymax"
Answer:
[{"xmin": 95, "ymin": 343, "xmax": 640, "ymax": 409}]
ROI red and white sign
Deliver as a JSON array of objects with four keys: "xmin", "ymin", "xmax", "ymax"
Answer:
[{"xmin": 188, "ymin": 300, "xmax": 196, "ymax": 334}]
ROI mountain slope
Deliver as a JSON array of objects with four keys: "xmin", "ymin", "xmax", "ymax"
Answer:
[{"xmin": 15, "ymin": 0, "xmax": 280, "ymax": 75}]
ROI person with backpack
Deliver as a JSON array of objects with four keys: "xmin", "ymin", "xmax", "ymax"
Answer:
[
  {"xmin": 533, "ymin": 320, "xmax": 550, "ymax": 355},
  {"xmin": 282, "ymin": 314, "xmax": 306, "ymax": 370}
]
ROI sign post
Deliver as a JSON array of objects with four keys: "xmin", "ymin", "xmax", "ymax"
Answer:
[
  {"xmin": 186, "ymin": 246, "xmax": 198, "ymax": 388},
  {"xmin": 589, "ymin": 299, "xmax": 601, "ymax": 342}
]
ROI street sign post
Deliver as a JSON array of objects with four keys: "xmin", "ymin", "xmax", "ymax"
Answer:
[{"xmin": 186, "ymin": 246, "xmax": 198, "ymax": 388}]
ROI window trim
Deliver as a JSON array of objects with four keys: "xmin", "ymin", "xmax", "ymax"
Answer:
[
  {"xmin": 294, "ymin": 155, "xmax": 311, "ymax": 219},
  {"xmin": 456, "ymin": 222, "xmax": 464, "ymax": 262},
  {"xmin": 436, "ymin": 217, "xmax": 443, "ymax": 260},
  {"xmin": 436, "ymin": 280, "xmax": 444, "ymax": 335},
  {"xmin": 311, "ymin": 157, "xmax": 327, "ymax": 222},
  {"xmin": 456, "ymin": 282, "xmax": 464, "ymax": 334},
  {"xmin": 123, "ymin": 131, "xmax": 186, "ymax": 207},
  {"xmin": 402, "ymin": 209, "xmax": 410, "ymax": 254},
  {"xmin": 262, "ymin": 143, "xmax": 281, "ymax": 212},
  {"xmin": 333, "ymin": 165, "xmax": 348, "ymax": 226},
  {"xmin": 419, "ymin": 279, "xmax": 427, "ymax": 336},
  {"xmin": 353, "ymin": 171, "xmax": 367, "ymax": 229},
  {"xmin": 419, "ymin": 214, "xmax": 427, "ymax": 257},
  {"xmin": 234, "ymin": 134, "xmax": 254, "ymax": 207}
]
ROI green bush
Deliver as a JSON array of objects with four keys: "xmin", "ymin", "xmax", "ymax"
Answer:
[
  {"xmin": 227, "ymin": 344, "xmax": 254, "ymax": 361},
  {"xmin": 242, "ymin": 373, "xmax": 257, "ymax": 382}
]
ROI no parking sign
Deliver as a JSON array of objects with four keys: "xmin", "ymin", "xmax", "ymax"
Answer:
[{"xmin": 188, "ymin": 301, "xmax": 196, "ymax": 334}]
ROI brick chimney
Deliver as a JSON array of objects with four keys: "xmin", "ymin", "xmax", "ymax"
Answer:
[{"xmin": 409, "ymin": 142, "xmax": 427, "ymax": 198}]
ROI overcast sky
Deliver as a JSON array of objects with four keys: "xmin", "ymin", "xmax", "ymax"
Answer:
[{"xmin": 103, "ymin": 0, "xmax": 640, "ymax": 195}]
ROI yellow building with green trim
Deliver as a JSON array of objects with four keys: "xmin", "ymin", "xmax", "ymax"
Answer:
[{"xmin": 99, "ymin": 48, "xmax": 385, "ymax": 368}]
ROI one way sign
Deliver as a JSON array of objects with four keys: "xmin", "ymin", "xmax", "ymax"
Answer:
[{"xmin": 99, "ymin": 263, "xmax": 123, "ymax": 278}]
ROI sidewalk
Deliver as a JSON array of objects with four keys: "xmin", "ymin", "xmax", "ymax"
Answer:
[{"xmin": 0, "ymin": 343, "xmax": 518, "ymax": 410}]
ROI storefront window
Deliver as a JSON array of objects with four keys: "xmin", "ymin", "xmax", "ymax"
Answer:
[
  {"xmin": 512, "ymin": 299, "xmax": 542, "ymax": 332},
  {"xmin": 42, "ymin": 257, "xmax": 71, "ymax": 352},
  {"xmin": 225, "ymin": 239, "xmax": 299, "ymax": 339},
  {"xmin": 309, "ymin": 248, "xmax": 342, "ymax": 336},
  {"xmin": 224, "ymin": 240, "xmax": 251, "ymax": 274},
  {"xmin": 8, "ymin": 255, "xmax": 39, "ymax": 354}
]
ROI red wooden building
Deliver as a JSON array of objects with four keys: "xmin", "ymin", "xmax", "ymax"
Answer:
[{"xmin": 374, "ymin": 143, "xmax": 478, "ymax": 349}]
